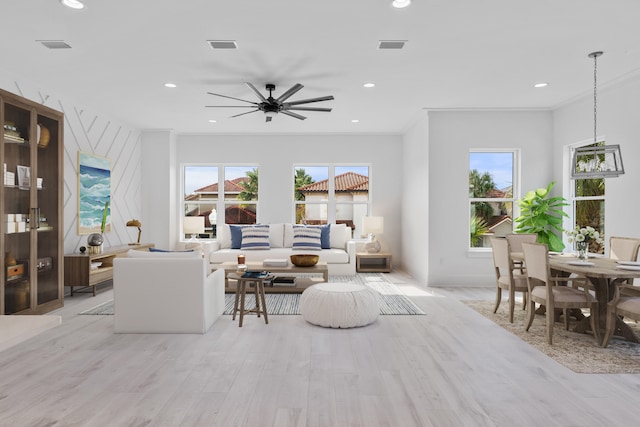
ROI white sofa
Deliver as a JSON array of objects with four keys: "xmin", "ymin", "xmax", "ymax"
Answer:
[
  {"xmin": 210, "ymin": 223, "xmax": 356, "ymax": 276},
  {"xmin": 113, "ymin": 250, "xmax": 225, "ymax": 333}
]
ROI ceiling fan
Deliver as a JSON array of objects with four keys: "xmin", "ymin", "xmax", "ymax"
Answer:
[{"xmin": 206, "ymin": 82, "xmax": 334, "ymax": 122}]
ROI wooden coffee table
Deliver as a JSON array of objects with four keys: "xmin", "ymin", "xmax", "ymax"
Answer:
[{"xmin": 219, "ymin": 261, "xmax": 329, "ymax": 293}]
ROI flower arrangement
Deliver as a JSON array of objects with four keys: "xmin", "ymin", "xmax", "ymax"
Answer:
[{"xmin": 565, "ymin": 226, "xmax": 603, "ymax": 245}]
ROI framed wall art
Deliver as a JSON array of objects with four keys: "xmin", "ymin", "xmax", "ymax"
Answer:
[{"xmin": 78, "ymin": 152, "xmax": 111, "ymax": 235}]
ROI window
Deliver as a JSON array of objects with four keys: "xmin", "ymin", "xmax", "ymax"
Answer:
[
  {"xmin": 182, "ymin": 165, "xmax": 259, "ymax": 239},
  {"xmin": 294, "ymin": 165, "xmax": 370, "ymax": 237},
  {"xmin": 469, "ymin": 151, "xmax": 518, "ymax": 248},
  {"xmin": 570, "ymin": 142, "xmax": 605, "ymax": 254}
]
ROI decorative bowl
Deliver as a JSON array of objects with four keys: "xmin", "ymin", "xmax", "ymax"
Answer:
[{"xmin": 290, "ymin": 254, "xmax": 320, "ymax": 267}]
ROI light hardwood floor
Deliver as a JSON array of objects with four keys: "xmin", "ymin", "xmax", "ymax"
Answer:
[{"xmin": 1, "ymin": 273, "xmax": 639, "ymax": 427}]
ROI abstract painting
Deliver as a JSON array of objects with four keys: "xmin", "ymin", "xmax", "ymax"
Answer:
[{"xmin": 78, "ymin": 152, "xmax": 111, "ymax": 235}]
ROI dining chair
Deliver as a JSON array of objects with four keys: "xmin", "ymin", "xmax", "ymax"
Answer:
[
  {"xmin": 610, "ymin": 236, "xmax": 640, "ymax": 296},
  {"xmin": 505, "ymin": 233, "xmax": 538, "ymax": 273},
  {"xmin": 602, "ymin": 284, "xmax": 640, "ymax": 347},
  {"xmin": 522, "ymin": 242, "xmax": 600, "ymax": 345},
  {"xmin": 490, "ymin": 237, "xmax": 528, "ymax": 323}
]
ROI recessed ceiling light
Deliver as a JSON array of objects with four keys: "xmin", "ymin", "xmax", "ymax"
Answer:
[
  {"xmin": 363, "ymin": 83, "xmax": 375, "ymax": 88},
  {"xmin": 208, "ymin": 119, "xmax": 217, "ymax": 123},
  {"xmin": 60, "ymin": 0, "xmax": 85, "ymax": 9},
  {"xmin": 164, "ymin": 83, "xmax": 177, "ymax": 88},
  {"xmin": 352, "ymin": 119, "xmax": 360, "ymax": 123},
  {"xmin": 534, "ymin": 82, "xmax": 548, "ymax": 88},
  {"xmin": 392, "ymin": 0, "xmax": 411, "ymax": 8}
]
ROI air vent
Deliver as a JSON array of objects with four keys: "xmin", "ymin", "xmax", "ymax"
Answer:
[
  {"xmin": 378, "ymin": 40, "xmax": 407, "ymax": 50},
  {"xmin": 207, "ymin": 40, "xmax": 238, "ymax": 50},
  {"xmin": 38, "ymin": 40, "xmax": 72, "ymax": 49}
]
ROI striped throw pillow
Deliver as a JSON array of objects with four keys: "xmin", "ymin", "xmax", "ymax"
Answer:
[
  {"xmin": 240, "ymin": 225, "xmax": 271, "ymax": 250},
  {"xmin": 292, "ymin": 226, "xmax": 322, "ymax": 251}
]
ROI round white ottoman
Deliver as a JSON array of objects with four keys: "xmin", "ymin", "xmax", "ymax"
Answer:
[{"xmin": 300, "ymin": 282, "xmax": 379, "ymax": 328}]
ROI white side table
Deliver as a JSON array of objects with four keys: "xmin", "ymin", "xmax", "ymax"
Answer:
[{"xmin": 356, "ymin": 252, "xmax": 392, "ymax": 273}]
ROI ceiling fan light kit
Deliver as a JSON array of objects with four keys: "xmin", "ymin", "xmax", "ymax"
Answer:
[{"xmin": 206, "ymin": 82, "xmax": 334, "ymax": 122}]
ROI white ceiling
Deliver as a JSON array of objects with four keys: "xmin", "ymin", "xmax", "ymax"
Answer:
[{"xmin": 4, "ymin": 0, "xmax": 640, "ymax": 134}]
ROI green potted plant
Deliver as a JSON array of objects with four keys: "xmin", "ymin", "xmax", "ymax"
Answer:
[{"xmin": 514, "ymin": 181, "xmax": 568, "ymax": 252}]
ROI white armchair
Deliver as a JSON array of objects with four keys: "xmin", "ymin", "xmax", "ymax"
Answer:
[{"xmin": 113, "ymin": 250, "xmax": 225, "ymax": 333}]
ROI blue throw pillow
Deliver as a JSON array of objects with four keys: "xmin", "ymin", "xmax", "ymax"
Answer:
[
  {"xmin": 309, "ymin": 224, "xmax": 331, "ymax": 249},
  {"xmin": 229, "ymin": 225, "xmax": 244, "ymax": 249}
]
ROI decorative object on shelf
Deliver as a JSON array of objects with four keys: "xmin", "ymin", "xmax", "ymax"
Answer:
[
  {"xmin": 566, "ymin": 226, "xmax": 603, "ymax": 260},
  {"xmin": 126, "ymin": 219, "xmax": 142, "ymax": 245},
  {"xmin": 183, "ymin": 216, "xmax": 205, "ymax": 240},
  {"xmin": 514, "ymin": 181, "xmax": 568, "ymax": 253},
  {"xmin": 87, "ymin": 201, "xmax": 109, "ymax": 254},
  {"xmin": 79, "ymin": 246, "xmax": 86, "ymax": 254},
  {"xmin": 362, "ymin": 216, "xmax": 384, "ymax": 253},
  {"xmin": 16, "ymin": 165, "xmax": 30, "ymax": 187},
  {"xmin": 4, "ymin": 251, "xmax": 17, "ymax": 266},
  {"xmin": 78, "ymin": 152, "xmax": 111, "ymax": 235},
  {"xmin": 290, "ymin": 254, "xmax": 320, "ymax": 267},
  {"xmin": 37, "ymin": 124, "xmax": 50, "ymax": 147},
  {"xmin": 3, "ymin": 122, "xmax": 24, "ymax": 143},
  {"xmin": 571, "ymin": 51, "xmax": 624, "ymax": 179}
]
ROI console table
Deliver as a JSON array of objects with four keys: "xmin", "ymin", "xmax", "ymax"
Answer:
[{"xmin": 64, "ymin": 243, "xmax": 154, "ymax": 296}]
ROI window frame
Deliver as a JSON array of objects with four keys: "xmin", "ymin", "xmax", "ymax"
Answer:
[
  {"xmin": 181, "ymin": 163, "xmax": 260, "ymax": 240},
  {"xmin": 468, "ymin": 149, "xmax": 520, "ymax": 252},
  {"xmin": 567, "ymin": 139, "xmax": 606, "ymax": 254},
  {"xmin": 293, "ymin": 164, "xmax": 372, "ymax": 236}
]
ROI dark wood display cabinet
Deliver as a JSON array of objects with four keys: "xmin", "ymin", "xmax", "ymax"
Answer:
[{"xmin": 1, "ymin": 88, "xmax": 64, "ymax": 314}]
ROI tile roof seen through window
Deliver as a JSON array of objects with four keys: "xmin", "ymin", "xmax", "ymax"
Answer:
[{"xmin": 298, "ymin": 172, "xmax": 368, "ymax": 193}]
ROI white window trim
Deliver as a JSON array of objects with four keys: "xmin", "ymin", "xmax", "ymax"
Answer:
[{"xmin": 468, "ymin": 148, "xmax": 521, "ymax": 253}]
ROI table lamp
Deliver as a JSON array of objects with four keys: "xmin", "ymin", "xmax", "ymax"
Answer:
[
  {"xmin": 362, "ymin": 216, "xmax": 384, "ymax": 253},
  {"xmin": 126, "ymin": 219, "xmax": 142, "ymax": 245},
  {"xmin": 183, "ymin": 216, "xmax": 205, "ymax": 240}
]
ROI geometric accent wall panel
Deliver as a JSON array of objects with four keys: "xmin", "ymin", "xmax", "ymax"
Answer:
[{"xmin": 1, "ymin": 78, "xmax": 143, "ymax": 254}]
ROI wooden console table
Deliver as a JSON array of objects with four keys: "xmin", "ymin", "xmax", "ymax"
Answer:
[{"xmin": 64, "ymin": 243, "xmax": 154, "ymax": 296}]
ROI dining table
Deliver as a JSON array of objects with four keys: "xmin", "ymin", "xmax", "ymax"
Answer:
[{"xmin": 512, "ymin": 252, "xmax": 640, "ymax": 345}]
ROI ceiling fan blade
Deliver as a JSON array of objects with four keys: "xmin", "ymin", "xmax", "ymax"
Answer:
[
  {"xmin": 245, "ymin": 82, "xmax": 268, "ymax": 103},
  {"xmin": 284, "ymin": 95, "xmax": 334, "ymax": 106},
  {"xmin": 205, "ymin": 105, "xmax": 258, "ymax": 108},
  {"xmin": 207, "ymin": 92, "xmax": 258, "ymax": 105},
  {"xmin": 266, "ymin": 116, "xmax": 273, "ymax": 123},
  {"xmin": 230, "ymin": 109, "xmax": 260, "ymax": 118},
  {"xmin": 285, "ymin": 106, "xmax": 332, "ymax": 112},
  {"xmin": 276, "ymin": 83, "xmax": 304, "ymax": 103},
  {"xmin": 280, "ymin": 110, "xmax": 307, "ymax": 120}
]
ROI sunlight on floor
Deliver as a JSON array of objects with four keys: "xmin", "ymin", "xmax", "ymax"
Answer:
[{"xmin": 397, "ymin": 285, "xmax": 444, "ymax": 298}]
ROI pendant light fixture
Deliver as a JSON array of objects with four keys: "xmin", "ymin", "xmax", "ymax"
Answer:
[{"xmin": 571, "ymin": 51, "xmax": 624, "ymax": 179}]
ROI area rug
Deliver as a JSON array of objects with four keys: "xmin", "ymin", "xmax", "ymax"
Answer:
[
  {"xmin": 79, "ymin": 273, "xmax": 425, "ymax": 316},
  {"xmin": 463, "ymin": 300, "xmax": 640, "ymax": 374}
]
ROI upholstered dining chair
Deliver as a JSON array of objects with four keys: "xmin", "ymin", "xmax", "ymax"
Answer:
[
  {"xmin": 490, "ymin": 237, "xmax": 528, "ymax": 323},
  {"xmin": 602, "ymin": 284, "xmax": 640, "ymax": 347},
  {"xmin": 610, "ymin": 236, "xmax": 640, "ymax": 295},
  {"xmin": 505, "ymin": 233, "xmax": 538, "ymax": 273},
  {"xmin": 522, "ymin": 242, "xmax": 600, "ymax": 345}
]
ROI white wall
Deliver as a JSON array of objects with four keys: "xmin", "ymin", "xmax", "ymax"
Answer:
[
  {"xmin": 171, "ymin": 133, "xmax": 404, "ymax": 261},
  {"xmin": 401, "ymin": 111, "xmax": 430, "ymax": 283},
  {"xmin": 553, "ymin": 74, "xmax": 640, "ymax": 239},
  {"xmin": 427, "ymin": 110, "xmax": 553, "ymax": 286},
  {"xmin": 0, "ymin": 73, "xmax": 144, "ymax": 254}
]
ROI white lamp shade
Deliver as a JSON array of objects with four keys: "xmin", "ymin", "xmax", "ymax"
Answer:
[
  {"xmin": 362, "ymin": 216, "xmax": 384, "ymax": 235},
  {"xmin": 183, "ymin": 216, "xmax": 205, "ymax": 235}
]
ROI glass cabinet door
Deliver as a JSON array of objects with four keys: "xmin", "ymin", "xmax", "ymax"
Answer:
[
  {"xmin": 35, "ymin": 114, "xmax": 60, "ymax": 306},
  {"xmin": 3, "ymin": 102, "xmax": 32, "ymax": 314}
]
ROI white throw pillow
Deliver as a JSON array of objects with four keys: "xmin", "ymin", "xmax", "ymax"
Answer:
[
  {"xmin": 283, "ymin": 223, "xmax": 295, "ymax": 248},
  {"xmin": 268, "ymin": 223, "xmax": 285, "ymax": 248},
  {"xmin": 217, "ymin": 224, "xmax": 231, "ymax": 249},
  {"xmin": 330, "ymin": 223, "xmax": 349, "ymax": 249},
  {"xmin": 292, "ymin": 226, "xmax": 322, "ymax": 251}
]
